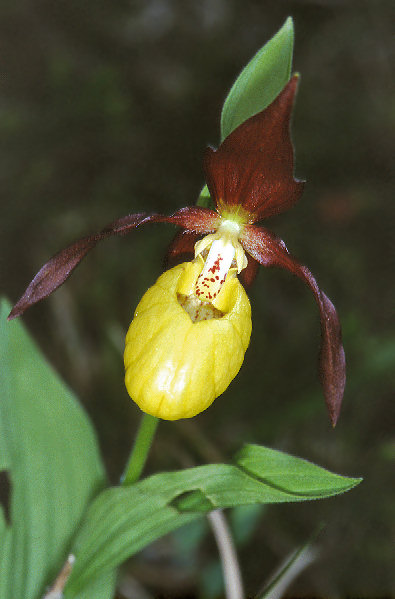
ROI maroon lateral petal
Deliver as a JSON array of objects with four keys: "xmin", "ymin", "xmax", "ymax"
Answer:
[
  {"xmin": 8, "ymin": 207, "xmax": 218, "ymax": 320},
  {"xmin": 162, "ymin": 206, "xmax": 219, "ymax": 233},
  {"xmin": 204, "ymin": 75, "xmax": 304, "ymax": 221},
  {"xmin": 8, "ymin": 212, "xmax": 150, "ymax": 319},
  {"xmin": 241, "ymin": 225, "xmax": 345, "ymax": 426}
]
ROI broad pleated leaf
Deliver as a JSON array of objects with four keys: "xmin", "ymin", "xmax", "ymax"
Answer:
[
  {"xmin": 65, "ymin": 444, "xmax": 361, "ymax": 594},
  {"xmin": 0, "ymin": 299, "xmax": 115, "ymax": 599}
]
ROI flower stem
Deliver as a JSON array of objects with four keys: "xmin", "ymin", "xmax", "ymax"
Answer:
[{"xmin": 121, "ymin": 413, "xmax": 159, "ymax": 485}]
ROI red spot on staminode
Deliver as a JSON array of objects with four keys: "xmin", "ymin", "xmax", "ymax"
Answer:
[{"xmin": 208, "ymin": 256, "xmax": 222, "ymax": 275}]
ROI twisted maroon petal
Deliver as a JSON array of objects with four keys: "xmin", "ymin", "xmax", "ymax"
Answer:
[
  {"xmin": 161, "ymin": 206, "xmax": 219, "ymax": 233},
  {"xmin": 8, "ymin": 207, "xmax": 219, "ymax": 320},
  {"xmin": 204, "ymin": 75, "xmax": 304, "ymax": 221},
  {"xmin": 241, "ymin": 225, "xmax": 345, "ymax": 426}
]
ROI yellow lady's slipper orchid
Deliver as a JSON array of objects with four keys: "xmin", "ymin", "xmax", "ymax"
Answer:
[{"xmin": 9, "ymin": 76, "xmax": 346, "ymax": 426}]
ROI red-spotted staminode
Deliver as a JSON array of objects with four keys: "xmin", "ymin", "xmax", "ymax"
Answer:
[{"xmin": 9, "ymin": 76, "xmax": 345, "ymax": 425}]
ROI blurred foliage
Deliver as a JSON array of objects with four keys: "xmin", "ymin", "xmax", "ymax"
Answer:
[{"xmin": 1, "ymin": 1, "xmax": 394, "ymax": 597}]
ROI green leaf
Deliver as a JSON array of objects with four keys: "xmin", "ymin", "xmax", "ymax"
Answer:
[
  {"xmin": 220, "ymin": 17, "xmax": 294, "ymax": 141},
  {"xmin": 66, "ymin": 445, "xmax": 361, "ymax": 594},
  {"xmin": 235, "ymin": 444, "xmax": 362, "ymax": 497},
  {"xmin": 0, "ymin": 298, "xmax": 115, "ymax": 599},
  {"xmin": 197, "ymin": 17, "xmax": 294, "ymax": 208}
]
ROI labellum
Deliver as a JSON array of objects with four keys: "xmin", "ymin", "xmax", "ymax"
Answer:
[{"xmin": 124, "ymin": 260, "xmax": 251, "ymax": 419}]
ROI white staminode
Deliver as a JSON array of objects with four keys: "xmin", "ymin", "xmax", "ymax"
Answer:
[{"xmin": 195, "ymin": 238, "xmax": 236, "ymax": 302}]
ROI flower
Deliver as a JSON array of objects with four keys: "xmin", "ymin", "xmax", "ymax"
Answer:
[{"xmin": 9, "ymin": 75, "xmax": 345, "ymax": 425}]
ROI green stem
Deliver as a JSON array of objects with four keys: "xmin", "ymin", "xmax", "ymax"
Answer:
[{"xmin": 121, "ymin": 413, "xmax": 159, "ymax": 485}]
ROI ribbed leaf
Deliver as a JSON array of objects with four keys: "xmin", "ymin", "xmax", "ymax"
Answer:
[
  {"xmin": 0, "ymin": 298, "xmax": 115, "ymax": 599},
  {"xmin": 235, "ymin": 445, "xmax": 359, "ymax": 497},
  {"xmin": 66, "ymin": 444, "xmax": 361, "ymax": 594}
]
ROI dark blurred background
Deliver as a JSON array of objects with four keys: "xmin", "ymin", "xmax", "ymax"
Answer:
[{"xmin": 1, "ymin": 1, "xmax": 394, "ymax": 597}]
